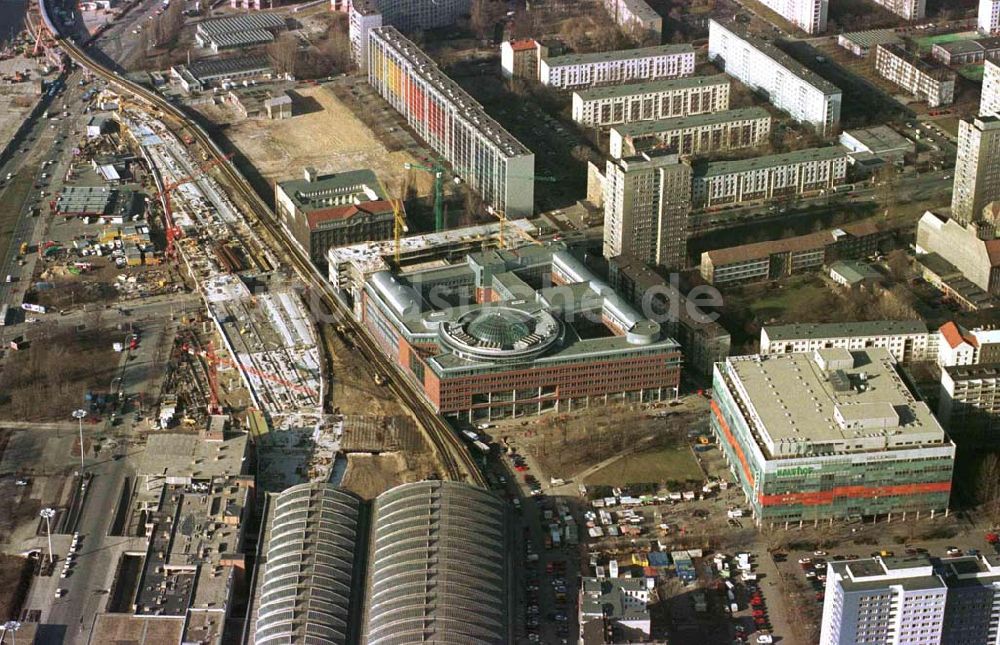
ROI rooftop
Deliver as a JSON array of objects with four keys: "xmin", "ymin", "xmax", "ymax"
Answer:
[
  {"xmin": 720, "ymin": 349, "xmax": 950, "ymax": 457},
  {"xmin": 580, "ymin": 577, "xmax": 649, "ymax": 620},
  {"xmin": 764, "ymin": 320, "xmax": 927, "ymax": 341},
  {"xmin": 186, "ymin": 55, "xmax": 272, "ymax": 81},
  {"xmin": 934, "ymin": 36, "xmax": 1000, "ymax": 56},
  {"xmin": 695, "ymin": 146, "xmax": 848, "ymax": 178},
  {"xmin": 195, "ymin": 12, "xmax": 285, "ymax": 37},
  {"xmin": 545, "ymin": 43, "xmax": 694, "ymax": 68},
  {"xmin": 839, "ymin": 29, "xmax": 903, "ymax": 49},
  {"xmin": 711, "ymin": 19, "xmax": 841, "ymax": 95},
  {"xmin": 828, "ymin": 260, "xmax": 882, "ymax": 285},
  {"xmin": 573, "ymin": 74, "xmax": 729, "ymax": 101},
  {"xmin": 944, "ymin": 362, "xmax": 1000, "ymax": 381},
  {"xmin": 613, "ymin": 107, "xmax": 770, "ymax": 138},
  {"xmin": 840, "ymin": 125, "xmax": 913, "ymax": 154},
  {"xmin": 879, "ymin": 43, "xmax": 957, "ymax": 81},
  {"xmin": 138, "ymin": 431, "xmax": 248, "ymax": 481}
]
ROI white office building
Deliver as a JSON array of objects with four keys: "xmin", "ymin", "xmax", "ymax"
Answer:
[
  {"xmin": 708, "ymin": 20, "xmax": 842, "ymax": 136},
  {"xmin": 603, "ymin": 150, "xmax": 692, "ymax": 269},
  {"xmin": 870, "ymin": 0, "xmax": 926, "ymax": 20},
  {"xmin": 981, "ymin": 0, "xmax": 1000, "ymax": 35},
  {"xmin": 571, "ymin": 75, "xmax": 731, "ymax": 128},
  {"xmin": 951, "ymin": 115, "xmax": 1000, "ymax": 224},
  {"xmin": 759, "ymin": 0, "xmax": 827, "ymax": 34},
  {"xmin": 761, "ymin": 320, "xmax": 933, "ymax": 363},
  {"xmin": 821, "ymin": 554, "xmax": 1000, "ymax": 645},
  {"xmin": 608, "ymin": 107, "xmax": 771, "ymax": 159},
  {"xmin": 540, "ymin": 44, "xmax": 695, "ymax": 91}
]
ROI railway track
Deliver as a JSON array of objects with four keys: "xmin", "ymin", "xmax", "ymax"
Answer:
[{"xmin": 47, "ymin": 19, "xmax": 485, "ymax": 486}]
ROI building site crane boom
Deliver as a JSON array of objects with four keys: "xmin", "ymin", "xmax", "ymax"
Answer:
[{"xmin": 154, "ymin": 153, "xmax": 233, "ymax": 257}]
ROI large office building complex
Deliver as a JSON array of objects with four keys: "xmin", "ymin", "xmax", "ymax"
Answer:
[
  {"xmin": 571, "ymin": 75, "xmax": 731, "ymax": 129},
  {"xmin": 603, "ymin": 150, "xmax": 692, "ymax": 269},
  {"xmin": 608, "ymin": 107, "xmax": 771, "ymax": 159},
  {"xmin": 711, "ymin": 348, "xmax": 955, "ymax": 524},
  {"xmin": 870, "ymin": 0, "xmax": 926, "ymax": 20},
  {"xmin": 759, "ymin": 0, "xmax": 827, "ymax": 34},
  {"xmin": 275, "ymin": 167, "xmax": 394, "ymax": 266},
  {"xmin": 539, "ymin": 44, "xmax": 695, "ymax": 90},
  {"xmin": 708, "ymin": 20, "xmax": 842, "ymax": 136},
  {"xmin": 367, "ymin": 27, "xmax": 535, "ymax": 217},
  {"xmin": 761, "ymin": 320, "xmax": 933, "ymax": 363},
  {"xmin": 982, "ymin": 0, "xmax": 1000, "ymax": 34},
  {"xmin": 357, "ymin": 244, "xmax": 682, "ymax": 421},
  {"xmin": 691, "ymin": 146, "xmax": 849, "ymax": 209},
  {"xmin": 952, "ymin": 116, "xmax": 1000, "ymax": 224},
  {"xmin": 821, "ymin": 554, "xmax": 1000, "ymax": 645},
  {"xmin": 349, "ymin": 0, "xmax": 470, "ymax": 67},
  {"xmin": 875, "ymin": 43, "xmax": 956, "ymax": 107}
]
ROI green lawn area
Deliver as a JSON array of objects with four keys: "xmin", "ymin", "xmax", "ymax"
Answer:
[
  {"xmin": 745, "ymin": 276, "xmax": 831, "ymax": 321},
  {"xmin": 584, "ymin": 443, "xmax": 704, "ymax": 486},
  {"xmin": 914, "ymin": 31, "xmax": 978, "ymax": 52},
  {"xmin": 959, "ymin": 64, "xmax": 985, "ymax": 81}
]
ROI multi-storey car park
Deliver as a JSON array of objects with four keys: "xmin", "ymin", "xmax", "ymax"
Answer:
[
  {"xmin": 571, "ymin": 75, "xmax": 731, "ymax": 129},
  {"xmin": 711, "ymin": 348, "xmax": 955, "ymax": 525},
  {"xmin": 348, "ymin": 0, "xmax": 471, "ymax": 68},
  {"xmin": 691, "ymin": 146, "xmax": 849, "ymax": 209},
  {"xmin": 708, "ymin": 19, "xmax": 842, "ymax": 136},
  {"xmin": 608, "ymin": 107, "xmax": 771, "ymax": 159},
  {"xmin": 539, "ymin": 43, "xmax": 695, "ymax": 91},
  {"xmin": 367, "ymin": 26, "xmax": 536, "ymax": 218},
  {"xmin": 357, "ymin": 244, "xmax": 682, "ymax": 421}
]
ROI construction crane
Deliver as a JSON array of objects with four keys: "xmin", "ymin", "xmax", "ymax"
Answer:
[
  {"xmin": 405, "ymin": 158, "xmax": 557, "ymax": 231},
  {"xmin": 375, "ymin": 176, "xmax": 409, "ymax": 265},
  {"xmin": 154, "ymin": 153, "xmax": 233, "ymax": 257}
]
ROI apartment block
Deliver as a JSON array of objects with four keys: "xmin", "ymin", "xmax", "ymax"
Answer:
[
  {"xmin": 759, "ymin": 0, "xmax": 827, "ymax": 34},
  {"xmin": 822, "ymin": 555, "xmax": 1000, "ymax": 645},
  {"xmin": 367, "ymin": 27, "xmax": 535, "ymax": 217},
  {"xmin": 954, "ymin": 116, "xmax": 1000, "ymax": 226},
  {"xmin": 983, "ymin": 60, "xmax": 1000, "ymax": 115},
  {"xmin": 875, "ymin": 43, "xmax": 956, "ymax": 107},
  {"xmin": 761, "ymin": 320, "xmax": 932, "ymax": 363},
  {"xmin": 602, "ymin": 0, "xmax": 662, "ymax": 41},
  {"xmin": 500, "ymin": 39, "xmax": 543, "ymax": 80},
  {"xmin": 539, "ymin": 44, "xmax": 695, "ymax": 91},
  {"xmin": 571, "ymin": 75, "xmax": 731, "ymax": 128},
  {"xmin": 708, "ymin": 20, "xmax": 842, "ymax": 136},
  {"xmin": 691, "ymin": 146, "xmax": 849, "ymax": 209},
  {"xmin": 609, "ymin": 107, "xmax": 771, "ymax": 158},
  {"xmin": 868, "ymin": 0, "xmax": 925, "ymax": 20},
  {"xmin": 981, "ymin": 0, "xmax": 1000, "ymax": 35},
  {"xmin": 939, "ymin": 363, "xmax": 1000, "ymax": 437},
  {"xmin": 937, "ymin": 321, "xmax": 1000, "ymax": 367},
  {"xmin": 916, "ymin": 211, "xmax": 1000, "ymax": 300},
  {"xmin": 603, "ymin": 150, "xmax": 692, "ymax": 269},
  {"xmin": 349, "ymin": 0, "xmax": 470, "ymax": 67}
]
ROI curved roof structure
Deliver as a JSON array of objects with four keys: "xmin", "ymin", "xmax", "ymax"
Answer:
[
  {"xmin": 255, "ymin": 484, "xmax": 363, "ymax": 645},
  {"xmin": 439, "ymin": 306, "xmax": 561, "ymax": 363},
  {"xmin": 364, "ymin": 481, "xmax": 509, "ymax": 645}
]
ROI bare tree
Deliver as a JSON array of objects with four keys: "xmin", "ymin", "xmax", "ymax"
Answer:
[
  {"xmin": 267, "ymin": 33, "xmax": 299, "ymax": 77},
  {"xmin": 470, "ymin": 0, "xmax": 503, "ymax": 40}
]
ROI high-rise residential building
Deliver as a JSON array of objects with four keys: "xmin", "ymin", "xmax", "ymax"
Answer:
[
  {"xmin": 500, "ymin": 39, "xmax": 544, "ymax": 80},
  {"xmin": 711, "ymin": 349, "xmax": 955, "ymax": 524},
  {"xmin": 349, "ymin": 0, "xmax": 471, "ymax": 68},
  {"xmin": 983, "ymin": 60, "xmax": 1000, "ymax": 115},
  {"xmin": 367, "ymin": 27, "xmax": 535, "ymax": 218},
  {"xmin": 602, "ymin": 0, "xmax": 662, "ymax": 41},
  {"xmin": 571, "ymin": 75, "xmax": 731, "ymax": 129},
  {"xmin": 539, "ymin": 44, "xmax": 695, "ymax": 90},
  {"xmin": 981, "ymin": 0, "xmax": 1000, "ymax": 34},
  {"xmin": 875, "ymin": 43, "xmax": 956, "ymax": 107},
  {"xmin": 708, "ymin": 19, "xmax": 842, "ymax": 136},
  {"xmin": 869, "ymin": 0, "xmax": 925, "ymax": 20},
  {"xmin": 939, "ymin": 363, "xmax": 1000, "ymax": 437},
  {"xmin": 759, "ymin": 0, "xmax": 828, "ymax": 34},
  {"xmin": 608, "ymin": 107, "xmax": 771, "ymax": 159},
  {"xmin": 821, "ymin": 554, "xmax": 1000, "ymax": 645},
  {"xmin": 951, "ymin": 116, "xmax": 1000, "ymax": 224},
  {"xmin": 603, "ymin": 150, "xmax": 692, "ymax": 269}
]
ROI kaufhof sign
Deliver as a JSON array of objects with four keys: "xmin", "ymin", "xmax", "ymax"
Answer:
[{"xmin": 773, "ymin": 465, "xmax": 821, "ymax": 478}]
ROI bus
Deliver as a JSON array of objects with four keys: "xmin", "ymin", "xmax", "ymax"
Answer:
[{"xmin": 472, "ymin": 440, "xmax": 491, "ymax": 455}]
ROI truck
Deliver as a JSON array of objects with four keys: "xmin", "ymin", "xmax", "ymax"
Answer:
[
  {"xmin": 550, "ymin": 527, "xmax": 561, "ymax": 548},
  {"xmin": 21, "ymin": 303, "xmax": 46, "ymax": 314}
]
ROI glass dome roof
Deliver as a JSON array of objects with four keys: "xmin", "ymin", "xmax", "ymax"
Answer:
[{"xmin": 466, "ymin": 311, "xmax": 532, "ymax": 348}]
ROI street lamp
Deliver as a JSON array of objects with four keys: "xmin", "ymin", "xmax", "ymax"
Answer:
[
  {"xmin": 1, "ymin": 621, "xmax": 21, "ymax": 645},
  {"xmin": 72, "ymin": 409, "xmax": 87, "ymax": 473},
  {"xmin": 39, "ymin": 508, "xmax": 55, "ymax": 565}
]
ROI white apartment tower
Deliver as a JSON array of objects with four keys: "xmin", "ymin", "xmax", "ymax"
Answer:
[
  {"xmin": 871, "ymin": 0, "xmax": 925, "ymax": 20},
  {"xmin": 603, "ymin": 150, "xmax": 692, "ymax": 270},
  {"xmin": 984, "ymin": 60, "xmax": 1000, "ymax": 115},
  {"xmin": 821, "ymin": 555, "xmax": 1000, "ymax": 645},
  {"xmin": 708, "ymin": 20, "xmax": 842, "ymax": 136},
  {"xmin": 981, "ymin": 0, "xmax": 1000, "ymax": 34},
  {"xmin": 952, "ymin": 115, "xmax": 1000, "ymax": 224},
  {"xmin": 759, "ymin": 0, "xmax": 828, "ymax": 34}
]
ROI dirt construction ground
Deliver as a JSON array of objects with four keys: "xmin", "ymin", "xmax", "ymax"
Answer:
[{"xmin": 213, "ymin": 84, "xmax": 425, "ymax": 194}]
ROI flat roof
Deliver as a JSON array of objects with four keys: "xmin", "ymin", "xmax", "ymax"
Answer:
[
  {"xmin": 205, "ymin": 29, "xmax": 274, "ymax": 48},
  {"xmin": 187, "ymin": 55, "xmax": 272, "ymax": 81},
  {"xmin": 945, "ymin": 363, "xmax": 1000, "ymax": 381},
  {"xmin": 616, "ymin": 0, "xmax": 660, "ymax": 22},
  {"xmin": 841, "ymin": 125, "xmax": 913, "ymax": 153},
  {"xmin": 721, "ymin": 349, "xmax": 949, "ymax": 455},
  {"xmin": 764, "ymin": 320, "xmax": 927, "ymax": 341},
  {"xmin": 705, "ymin": 219, "xmax": 881, "ymax": 267},
  {"xmin": 613, "ymin": 107, "xmax": 770, "ymax": 138},
  {"xmin": 712, "ymin": 20, "xmax": 840, "ymax": 95},
  {"xmin": 139, "ymin": 432, "xmax": 248, "ymax": 479},
  {"xmin": 574, "ymin": 74, "xmax": 728, "ymax": 102},
  {"xmin": 828, "ymin": 260, "xmax": 882, "ymax": 284},
  {"xmin": 695, "ymin": 146, "xmax": 847, "ymax": 178},
  {"xmin": 878, "ymin": 43, "xmax": 956, "ymax": 81},
  {"xmin": 196, "ymin": 12, "xmax": 285, "ymax": 36},
  {"xmin": 545, "ymin": 43, "xmax": 693, "ymax": 68},
  {"xmin": 277, "ymin": 168, "xmax": 384, "ymax": 212},
  {"xmin": 580, "ymin": 578, "xmax": 649, "ymax": 620},
  {"xmin": 839, "ymin": 29, "xmax": 902, "ymax": 49},
  {"xmin": 89, "ymin": 614, "xmax": 185, "ymax": 645}
]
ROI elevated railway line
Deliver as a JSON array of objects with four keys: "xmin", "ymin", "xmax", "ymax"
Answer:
[{"xmin": 41, "ymin": 4, "xmax": 485, "ymax": 486}]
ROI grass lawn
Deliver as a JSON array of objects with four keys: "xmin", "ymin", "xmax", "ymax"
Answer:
[
  {"xmin": 745, "ymin": 276, "xmax": 830, "ymax": 321},
  {"xmin": 584, "ymin": 443, "xmax": 704, "ymax": 486},
  {"xmin": 914, "ymin": 31, "xmax": 978, "ymax": 51},
  {"xmin": 959, "ymin": 64, "xmax": 985, "ymax": 81}
]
